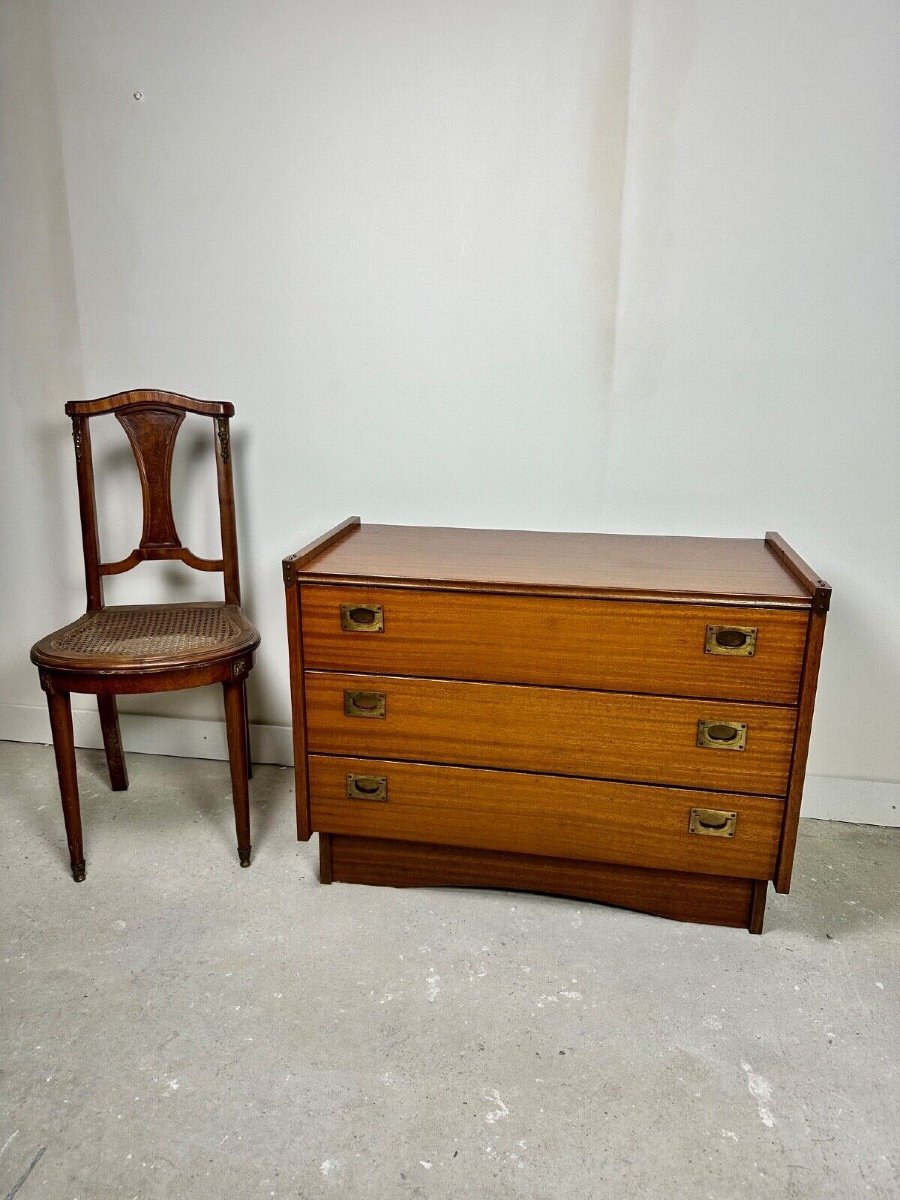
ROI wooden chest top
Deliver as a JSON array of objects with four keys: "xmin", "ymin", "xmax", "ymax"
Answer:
[{"xmin": 284, "ymin": 518, "xmax": 819, "ymax": 608}]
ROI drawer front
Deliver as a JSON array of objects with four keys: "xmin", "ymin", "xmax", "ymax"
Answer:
[
  {"xmin": 300, "ymin": 586, "xmax": 807, "ymax": 704},
  {"xmin": 305, "ymin": 672, "xmax": 796, "ymax": 796},
  {"xmin": 309, "ymin": 756, "xmax": 783, "ymax": 880}
]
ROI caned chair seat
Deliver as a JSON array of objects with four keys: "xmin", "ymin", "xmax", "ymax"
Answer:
[{"xmin": 32, "ymin": 603, "xmax": 260, "ymax": 673}]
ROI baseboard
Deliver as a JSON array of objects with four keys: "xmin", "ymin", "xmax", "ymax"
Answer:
[
  {"xmin": 1, "ymin": 701, "xmax": 897, "ymax": 826},
  {"xmin": 799, "ymin": 775, "xmax": 899, "ymax": 827},
  {"xmin": 0, "ymin": 701, "xmax": 293, "ymax": 767}
]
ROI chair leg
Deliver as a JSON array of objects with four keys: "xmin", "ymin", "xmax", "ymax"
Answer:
[
  {"xmin": 97, "ymin": 694, "xmax": 129, "ymax": 791},
  {"xmin": 46, "ymin": 690, "xmax": 86, "ymax": 881},
  {"xmin": 242, "ymin": 682, "xmax": 253, "ymax": 780},
  {"xmin": 223, "ymin": 679, "xmax": 251, "ymax": 867}
]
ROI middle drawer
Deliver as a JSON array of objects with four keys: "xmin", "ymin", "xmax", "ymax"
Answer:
[{"xmin": 305, "ymin": 672, "xmax": 796, "ymax": 796}]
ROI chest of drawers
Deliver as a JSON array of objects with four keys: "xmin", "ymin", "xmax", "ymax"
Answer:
[{"xmin": 283, "ymin": 518, "xmax": 830, "ymax": 933}]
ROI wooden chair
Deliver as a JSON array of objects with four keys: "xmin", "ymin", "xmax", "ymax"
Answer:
[{"xmin": 30, "ymin": 390, "xmax": 260, "ymax": 881}]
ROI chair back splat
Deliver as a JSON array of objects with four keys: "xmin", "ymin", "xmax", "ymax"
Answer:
[{"xmin": 65, "ymin": 389, "xmax": 241, "ymax": 608}]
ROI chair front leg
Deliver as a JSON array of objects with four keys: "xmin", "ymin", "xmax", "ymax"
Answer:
[
  {"xmin": 242, "ymin": 681, "xmax": 253, "ymax": 780},
  {"xmin": 46, "ymin": 688, "xmax": 86, "ymax": 881},
  {"xmin": 97, "ymin": 693, "xmax": 128, "ymax": 791},
  {"xmin": 223, "ymin": 679, "xmax": 251, "ymax": 867}
]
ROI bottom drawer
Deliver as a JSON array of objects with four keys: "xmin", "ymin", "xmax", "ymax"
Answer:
[{"xmin": 308, "ymin": 756, "xmax": 783, "ymax": 880}]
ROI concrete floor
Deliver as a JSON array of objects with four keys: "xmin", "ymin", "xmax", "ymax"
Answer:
[{"xmin": 0, "ymin": 740, "xmax": 897, "ymax": 1200}]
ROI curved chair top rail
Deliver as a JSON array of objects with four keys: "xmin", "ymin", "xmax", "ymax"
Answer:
[{"xmin": 65, "ymin": 389, "xmax": 234, "ymax": 419}]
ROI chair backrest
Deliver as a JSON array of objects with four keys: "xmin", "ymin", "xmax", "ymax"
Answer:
[{"xmin": 65, "ymin": 389, "xmax": 242, "ymax": 609}]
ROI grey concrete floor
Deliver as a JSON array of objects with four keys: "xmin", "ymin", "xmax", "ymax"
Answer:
[{"xmin": 0, "ymin": 740, "xmax": 897, "ymax": 1200}]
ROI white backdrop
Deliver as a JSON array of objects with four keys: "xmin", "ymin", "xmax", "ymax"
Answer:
[{"xmin": 2, "ymin": 0, "xmax": 898, "ymax": 822}]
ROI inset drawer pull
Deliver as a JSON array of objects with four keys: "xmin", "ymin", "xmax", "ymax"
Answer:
[
  {"xmin": 341, "ymin": 603, "xmax": 384, "ymax": 633},
  {"xmin": 697, "ymin": 719, "xmax": 747, "ymax": 750},
  {"xmin": 689, "ymin": 807, "xmax": 737, "ymax": 837},
  {"xmin": 705, "ymin": 625, "xmax": 757, "ymax": 656},
  {"xmin": 343, "ymin": 690, "xmax": 386, "ymax": 718},
  {"xmin": 347, "ymin": 773, "xmax": 388, "ymax": 801}
]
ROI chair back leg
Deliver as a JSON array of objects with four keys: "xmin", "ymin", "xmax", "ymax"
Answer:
[
  {"xmin": 97, "ymin": 694, "xmax": 129, "ymax": 791},
  {"xmin": 46, "ymin": 690, "xmax": 86, "ymax": 881},
  {"xmin": 223, "ymin": 679, "xmax": 252, "ymax": 867}
]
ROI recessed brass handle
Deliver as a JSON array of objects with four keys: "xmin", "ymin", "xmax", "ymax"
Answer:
[
  {"xmin": 697, "ymin": 719, "xmax": 747, "ymax": 750},
  {"xmin": 341, "ymin": 603, "xmax": 384, "ymax": 633},
  {"xmin": 343, "ymin": 690, "xmax": 386, "ymax": 718},
  {"xmin": 705, "ymin": 625, "xmax": 757, "ymax": 656},
  {"xmin": 347, "ymin": 773, "xmax": 388, "ymax": 801},
  {"xmin": 689, "ymin": 807, "xmax": 737, "ymax": 837}
]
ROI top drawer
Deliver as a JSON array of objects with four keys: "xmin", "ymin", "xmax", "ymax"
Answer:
[{"xmin": 300, "ymin": 586, "xmax": 807, "ymax": 704}]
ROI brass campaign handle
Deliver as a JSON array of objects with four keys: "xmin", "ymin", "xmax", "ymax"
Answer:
[
  {"xmin": 705, "ymin": 625, "xmax": 757, "ymax": 656},
  {"xmin": 341, "ymin": 603, "xmax": 384, "ymax": 632},
  {"xmin": 697, "ymin": 720, "xmax": 747, "ymax": 750},
  {"xmin": 346, "ymin": 774, "xmax": 388, "ymax": 802},
  {"xmin": 343, "ymin": 690, "xmax": 386, "ymax": 718},
  {"xmin": 689, "ymin": 808, "xmax": 738, "ymax": 838}
]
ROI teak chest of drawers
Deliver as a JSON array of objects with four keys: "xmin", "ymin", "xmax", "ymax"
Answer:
[{"xmin": 283, "ymin": 519, "xmax": 830, "ymax": 933}]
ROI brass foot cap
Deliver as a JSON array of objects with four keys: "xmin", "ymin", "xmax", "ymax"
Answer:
[
  {"xmin": 239, "ymin": 849, "xmax": 251, "ymax": 868},
  {"xmin": 71, "ymin": 862, "xmax": 86, "ymax": 882}
]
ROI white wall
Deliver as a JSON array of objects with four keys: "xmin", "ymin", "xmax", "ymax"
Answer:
[
  {"xmin": 0, "ymin": 1, "xmax": 86, "ymax": 723},
  {"xmin": 2, "ymin": 0, "xmax": 898, "ymax": 822}
]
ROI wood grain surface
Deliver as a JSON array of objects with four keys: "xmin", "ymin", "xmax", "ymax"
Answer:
[
  {"xmin": 325, "ymin": 834, "xmax": 762, "ymax": 930},
  {"xmin": 309, "ymin": 755, "xmax": 783, "ymax": 879},
  {"xmin": 765, "ymin": 532, "xmax": 832, "ymax": 613},
  {"xmin": 283, "ymin": 516, "xmax": 361, "ymax": 583},
  {"xmin": 776, "ymin": 604, "xmax": 829, "ymax": 892},
  {"xmin": 301, "ymin": 585, "xmax": 807, "ymax": 704},
  {"xmin": 305, "ymin": 672, "xmax": 796, "ymax": 795},
  {"xmin": 65, "ymin": 389, "xmax": 234, "ymax": 418},
  {"xmin": 286, "ymin": 583, "xmax": 312, "ymax": 840},
  {"xmin": 293, "ymin": 523, "xmax": 811, "ymax": 604}
]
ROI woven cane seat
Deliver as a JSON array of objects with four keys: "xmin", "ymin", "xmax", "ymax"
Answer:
[{"xmin": 31, "ymin": 603, "xmax": 260, "ymax": 671}]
